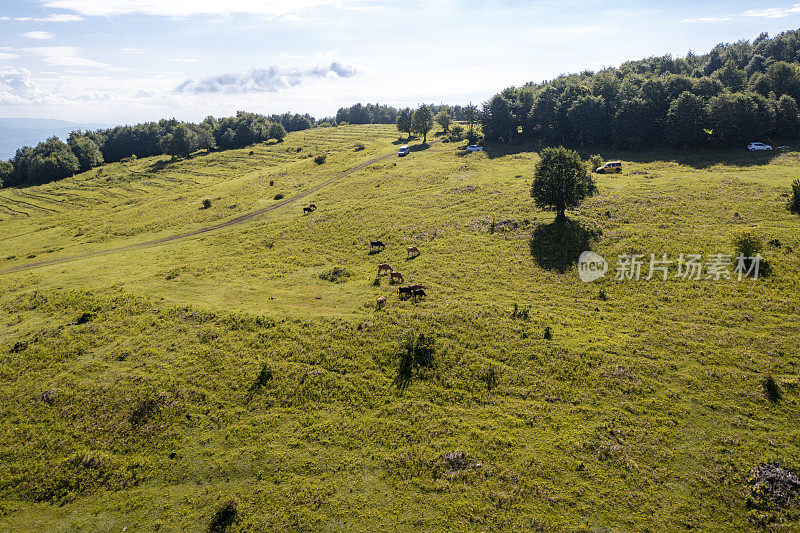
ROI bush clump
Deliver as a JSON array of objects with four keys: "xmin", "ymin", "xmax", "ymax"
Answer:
[
  {"xmin": 319, "ymin": 266, "xmax": 351, "ymax": 283},
  {"xmin": 209, "ymin": 498, "xmax": 239, "ymax": 533},
  {"xmin": 588, "ymin": 154, "xmax": 604, "ymax": 173},
  {"xmin": 763, "ymin": 375, "xmax": 782, "ymax": 403},
  {"xmin": 788, "ymin": 178, "xmax": 800, "ymax": 215},
  {"xmin": 393, "ymin": 331, "xmax": 435, "ymax": 391},
  {"xmin": 273, "ymin": 193, "xmax": 284, "ymax": 200},
  {"xmin": 314, "ymin": 154, "xmax": 327, "ymax": 165},
  {"xmin": 201, "ymin": 199, "xmax": 212, "ymax": 209},
  {"xmin": 354, "ymin": 142, "xmax": 365, "ymax": 151},
  {"xmin": 733, "ymin": 232, "xmax": 771, "ymax": 278}
]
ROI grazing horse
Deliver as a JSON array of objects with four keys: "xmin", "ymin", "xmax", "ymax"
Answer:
[
  {"xmin": 377, "ymin": 263, "xmax": 393, "ymax": 276},
  {"xmin": 390, "ymin": 271, "xmax": 404, "ymax": 284},
  {"xmin": 370, "ymin": 241, "xmax": 386, "ymax": 251},
  {"xmin": 376, "ymin": 296, "xmax": 387, "ymax": 309},
  {"xmin": 398, "ymin": 286, "xmax": 414, "ymax": 299},
  {"xmin": 407, "ymin": 246, "xmax": 420, "ymax": 258},
  {"xmin": 308, "ymin": 204, "xmax": 317, "ymax": 211},
  {"xmin": 412, "ymin": 288, "xmax": 427, "ymax": 300},
  {"xmin": 302, "ymin": 206, "xmax": 313, "ymax": 215}
]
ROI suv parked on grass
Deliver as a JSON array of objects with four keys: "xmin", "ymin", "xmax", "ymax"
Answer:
[
  {"xmin": 595, "ymin": 161, "xmax": 622, "ymax": 174},
  {"xmin": 747, "ymin": 142, "xmax": 772, "ymax": 151},
  {"xmin": 397, "ymin": 145, "xmax": 410, "ymax": 156}
]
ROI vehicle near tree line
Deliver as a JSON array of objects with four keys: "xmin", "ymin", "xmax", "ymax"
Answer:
[
  {"xmin": 747, "ymin": 142, "xmax": 772, "ymax": 151},
  {"xmin": 595, "ymin": 161, "xmax": 622, "ymax": 174}
]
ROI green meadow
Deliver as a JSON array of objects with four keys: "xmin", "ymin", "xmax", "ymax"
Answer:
[{"xmin": 1, "ymin": 124, "xmax": 799, "ymax": 531}]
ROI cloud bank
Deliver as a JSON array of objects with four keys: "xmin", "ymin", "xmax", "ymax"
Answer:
[
  {"xmin": 39, "ymin": 0, "xmax": 338, "ymax": 17},
  {"xmin": 175, "ymin": 62, "xmax": 358, "ymax": 94}
]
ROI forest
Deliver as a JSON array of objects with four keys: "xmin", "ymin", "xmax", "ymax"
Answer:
[{"xmin": 479, "ymin": 29, "xmax": 800, "ymax": 147}]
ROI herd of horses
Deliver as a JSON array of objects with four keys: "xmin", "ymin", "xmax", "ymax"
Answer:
[
  {"xmin": 301, "ymin": 207, "xmax": 427, "ymax": 307},
  {"xmin": 371, "ymin": 240, "xmax": 426, "ymax": 305}
]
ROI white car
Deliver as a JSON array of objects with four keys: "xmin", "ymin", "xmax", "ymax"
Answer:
[
  {"xmin": 747, "ymin": 142, "xmax": 772, "ymax": 151},
  {"xmin": 466, "ymin": 145, "xmax": 484, "ymax": 152}
]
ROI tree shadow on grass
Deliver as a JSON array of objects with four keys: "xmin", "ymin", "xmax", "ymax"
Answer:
[
  {"xmin": 480, "ymin": 140, "xmax": 792, "ymax": 169},
  {"xmin": 529, "ymin": 218, "xmax": 601, "ymax": 273}
]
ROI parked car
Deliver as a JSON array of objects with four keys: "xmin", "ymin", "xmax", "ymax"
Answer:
[
  {"xmin": 595, "ymin": 160, "xmax": 622, "ymax": 174},
  {"xmin": 466, "ymin": 145, "xmax": 484, "ymax": 152},
  {"xmin": 397, "ymin": 145, "xmax": 410, "ymax": 157},
  {"xmin": 747, "ymin": 142, "xmax": 772, "ymax": 151}
]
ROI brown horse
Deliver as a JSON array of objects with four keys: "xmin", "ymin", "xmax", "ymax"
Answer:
[
  {"xmin": 390, "ymin": 271, "xmax": 404, "ymax": 284},
  {"xmin": 370, "ymin": 241, "xmax": 385, "ymax": 251},
  {"xmin": 406, "ymin": 246, "xmax": 420, "ymax": 258},
  {"xmin": 377, "ymin": 263, "xmax": 393, "ymax": 276},
  {"xmin": 398, "ymin": 286, "xmax": 413, "ymax": 299},
  {"xmin": 412, "ymin": 288, "xmax": 427, "ymax": 300}
]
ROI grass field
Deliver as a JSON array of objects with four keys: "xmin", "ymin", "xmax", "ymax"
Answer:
[{"xmin": 1, "ymin": 124, "xmax": 799, "ymax": 531}]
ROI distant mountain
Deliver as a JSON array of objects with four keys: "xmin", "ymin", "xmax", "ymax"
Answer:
[{"xmin": 0, "ymin": 118, "xmax": 108, "ymax": 160}]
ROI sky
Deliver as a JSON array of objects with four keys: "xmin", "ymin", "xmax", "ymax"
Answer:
[{"xmin": 1, "ymin": 0, "xmax": 800, "ymax": 125}]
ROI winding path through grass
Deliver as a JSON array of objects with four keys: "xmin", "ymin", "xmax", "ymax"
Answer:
[{"xmin": 0, "ymin": 143, "xmax": 440, "ymax": 274}]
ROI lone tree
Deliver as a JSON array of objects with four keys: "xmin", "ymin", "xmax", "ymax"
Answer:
[
  {"xmin": 435, "ymin": 111, "xmax": 452, "ymax": 132},
  {"xmin": 396, "ymin": 108, "xmax": 412, "ymax": 140},
  {"xmin": 411, "ymin": 105, "xmax": 434, "ymax": 144},
  {"xmin": 531, "ymin": 146, "xmax": 597, "ymax": 223}
]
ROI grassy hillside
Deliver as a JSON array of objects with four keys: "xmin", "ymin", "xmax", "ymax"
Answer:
[{"xmin": 1, "ymin": 125, "xmax": 799, "ymax": 531}]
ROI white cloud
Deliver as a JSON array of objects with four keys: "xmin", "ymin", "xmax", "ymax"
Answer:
[
  {"xmin": 175, "ymin": 62, "xmax": 358, "ymax": 93},
  {"xmin": 26, "ymin": 46, "xmax": 112, "ymax": 68},
  {"xmin": 121, "ymin": 47, "xmax": 145, "ymax": 54},
  {"xmin": 0, "ymin": 52, "xmax": 20, "ymax": 60},
  {"xmin": 168, "ymin": 58, "xmax": 199, "ymax": 63},
  {"xmin": 744, "ymin": 4, "xmax": 800, "ymax": 18},
  {"xmin": 686, "ymin": 3, "xmax": 800, "ymax": 23},
  {"xmin": 38, "ymin": 0, "xmax": 339, "ymax": 17},
  {"xmin": 0, "ymin": 68, "xmax": 41, "ymax": 104},
  {"xmin": 22, "ymin": 31, "xmax": 56, "ymax": 39},
  {"xmin": 13, "ymin": 14, "xmax": 84, "ymax": 22},
  {"xmin": 683, "ymin": 16, "xmax": 733, "ymax": 23}
]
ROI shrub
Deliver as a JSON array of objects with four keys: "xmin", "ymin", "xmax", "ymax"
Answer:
[
  {"xmin": 201, "ymin": 199, "xmax": 212, "ymax": 209},
  {"xmin": 481, "ymin": 366, "xmax": 498, "ymax": 391},
  {"xmin": 314, "ymin": 154, "xmax": 327, "ymax": 165},
  {"xmin": 354, "ymin": 142, "xmax": 365, "ymax": 151},
  {"xmin": 129, "ymin": 398, "xmax": 161, "ymax": 428},
  {"xmin": 763, "ymin": 375, "xmax": 782, "ymax": 403},
  {"xmin": 733, "ymin": 232, "xmax": 771, "ymax": 278},
  {"xmin": 319, "ymin": 266, "xmax": 351, "ymax": 283},
  {"xmin": 249, "ymin": 363, "xmax": 273, "ymax": 395},
  {"xmin": 393, "ymin": 331, "xmax": 435, "ymax": 391},
  {"xmin": 273, "ymin": 193, "xmax": 284, "ymax": 200},
  {"xmin": 209, "ymin": 498, "xmax": 239, "ymax": 533},
  {"xmin": 269, "ymin": 180, "xmax": 274, "ymax": 186},
  {"xmin": 734, "ymin": 232, "xmax": 763, "ymax": 258},
  {"xmin": 788, "ymin": 178, "xmax": 800, "ymax": 215},
  {"xmin": 588, "ymin": 154, "xmax": 604, "ymax": 173}
]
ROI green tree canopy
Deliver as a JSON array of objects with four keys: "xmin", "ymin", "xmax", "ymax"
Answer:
[
  {"xmin": 68, "ymin": 135, "xmax": 104, "ymax": 172},
  {"xmin": 396, "ymin": 108, "xmax": 412, "ymax": 140},
  {"xmin": 411, "ymin": 105, "xmax": 434, "ymax": 143},
  {"xmin": 666, "ymin": 91, "xmax": 707, "ymax": 147},
  {"xmin": 531, "ymin": 146, "xmax": 597, "ymax": 222},
  {"xmin": 435, "ymin": 111, "xmax": 452, "ymax": 132}
]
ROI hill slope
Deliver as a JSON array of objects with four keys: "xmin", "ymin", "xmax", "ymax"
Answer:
[{"xmin": 1, "ymin": 126, "xmax": 799, "ymax": 531}]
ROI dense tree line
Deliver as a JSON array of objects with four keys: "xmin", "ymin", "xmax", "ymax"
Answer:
[
  {"xmin": 2, "ymin": 111, "xmax": 299, "ymax": 188},
  {"xmin": 332, "ymin": 102, "xmax": 474, "ymax": 126},
  {"xmin": 481, "ymin": 29, "xmax": 800, "ymax": 148}
]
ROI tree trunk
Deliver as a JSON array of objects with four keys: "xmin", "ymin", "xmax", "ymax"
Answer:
[{"xmin": 555, "ymin": 210, "xmax": 566, "ymax": 224}]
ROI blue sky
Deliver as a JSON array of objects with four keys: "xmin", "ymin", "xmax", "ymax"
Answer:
[{"xmin": 1, "ymin": 0, "xmax": 800, "ymax": 124}]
